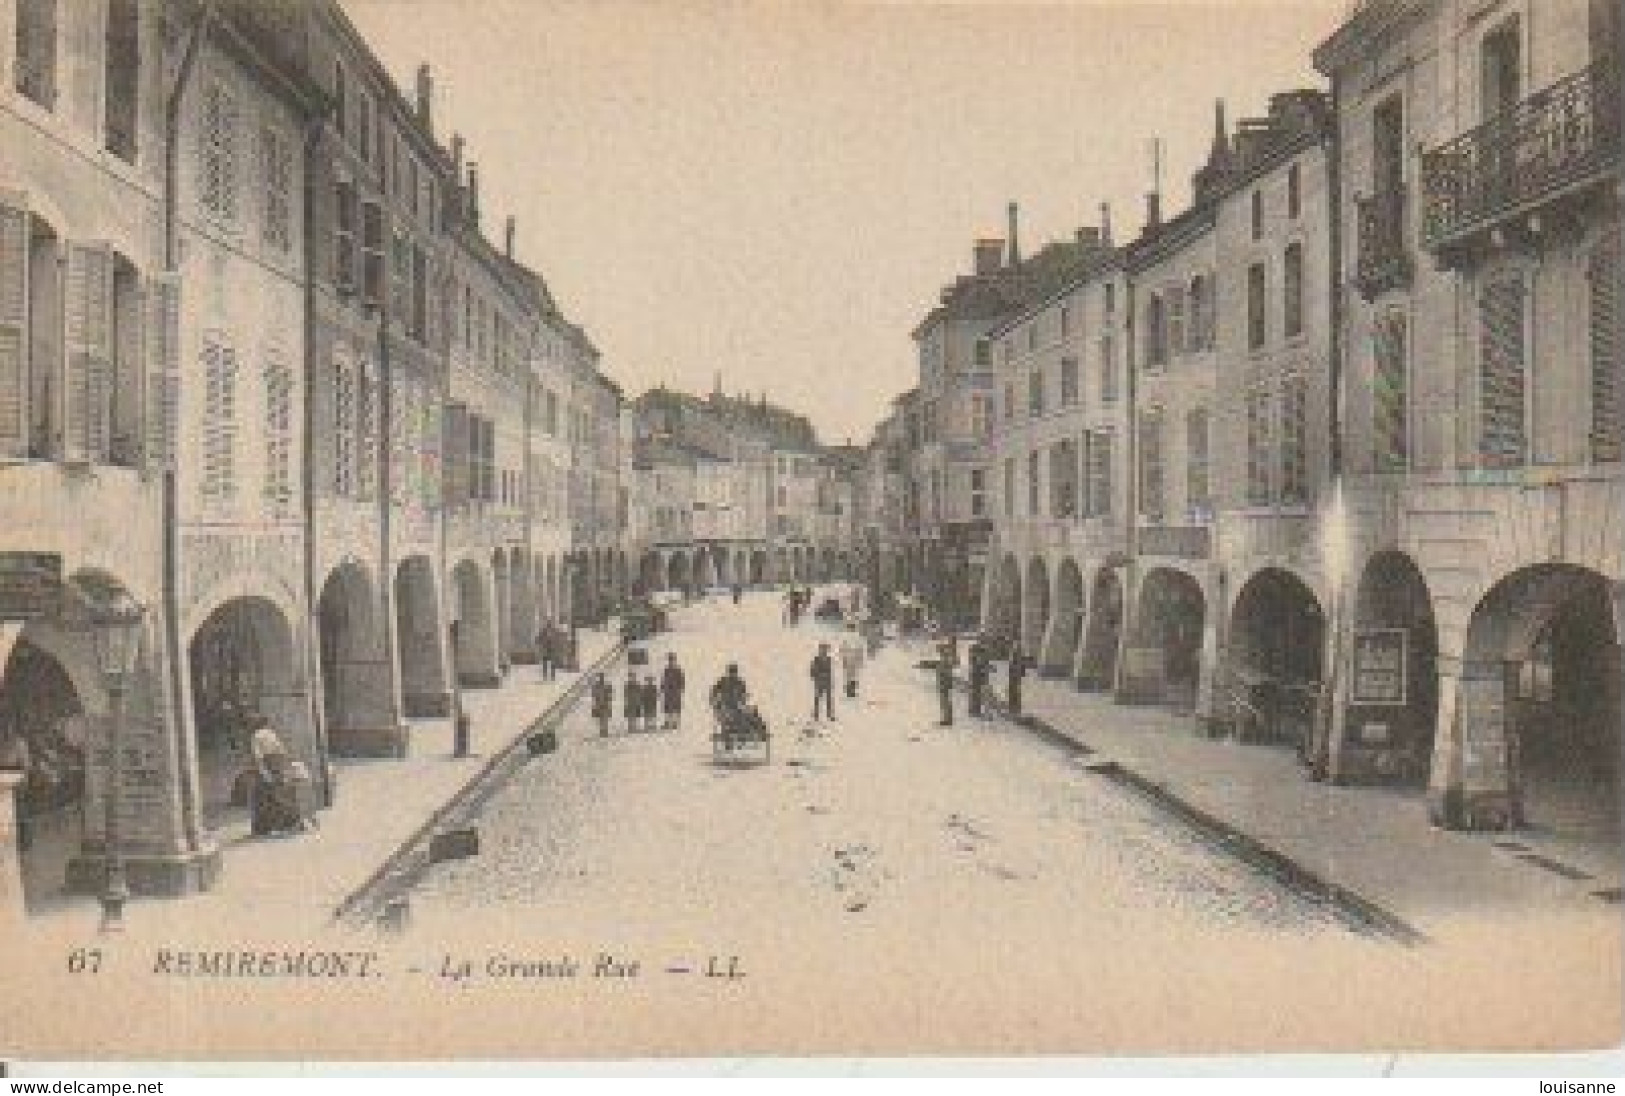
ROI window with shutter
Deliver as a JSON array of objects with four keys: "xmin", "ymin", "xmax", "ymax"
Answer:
[
  {"xmin": 1027, "ymin": 449, "xmax": 1041, "ymax": 516},
  {"xmin": 1060, "ymin": 357, "xmax": 1079, "ymax": 406},
  {"xmin": 334, "ymin": 182, "xmax": 357, "ymax": 292},
  {"xmin": 0, "ymin": 197, "xmax": 30, "ymax": 457},
  {"xmin": 1280, "ymin": 374, "xmax": 1309, "ymax": 505},
  {"xmin": 142, "ymin": 275, "xmax": 179, "ymax": 472},
  {"xmin": 199, "ymin": 82, "xmax": 239, "ymax": 224},
  {"xmin": 1186, "ymin": 408, "xmax": 1209, "ymax": 520},
  {"xmin": 201, "ymin": 335, "xmax": 237, "ymax": 504},
  {"xmin": 64, "ymin": 243, "xmax": 113, "ymax": 463},
  {"xmin": 1167, "ymin": 286, "xmax": 1185, "ymax": 360},
  {"xmin": 261, "ymin": 125, "xmax": 293, "ymax": 254},
  {"xmin": 1247, "ymin": 389, "xmax": 1273, "ymax": 504},
  {"xmin": 1247, "ymin": 262, "xmax": 1267, "ymax": 349},
  {"xmin": 1479, "ymin": 274, "xmax": 1527, "ymax": 468},
  {"xmin": 1050, "ymin": 438, "xmax": 1078, "ymax": 518},
  {"xmin": 1284, "ymin": 243, "xmax": 1304, "ymax": 338},
  {"xmin": 357, "ymin": 365, "xmax": 376, "ymax": 499},
  {"xmin": 1138, "ymin": 408, "xmax": 1164, "ymax": 519},
  {"xmin": 332, "ymin": 358, "xmax": 354, "ymax": 496},
  {"xmin": 1085, "ymin": 430, "xmax": 1113, "ymax": 518},
  {"xmin": 362, "ymin": 202, "xmax": 385, "ymax": 309},
  {"xmin": 1589, "ymin": 232, "xmax": 1620, "ymax": 463},
  {"xmin": 263, "ymin": 348, "xmax": 293, "ymax": 515},
  {"xmin": 1372, "ymin": 309, "xmax": 1408, "ymax": 470}
]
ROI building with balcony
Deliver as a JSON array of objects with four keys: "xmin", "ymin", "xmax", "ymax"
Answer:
[{"xmin": 1315, "ymin": 0, "xmax": 1621, "ymax": 837}]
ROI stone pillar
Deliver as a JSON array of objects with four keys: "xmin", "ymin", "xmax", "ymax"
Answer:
[
  {"xmin": 1427, "ymin": 655, "xmax": 1516, "ymax": 831},
  {"xmin": 1192, "ymin": 578, "xmax": 1224, "ymax": 732},
  {"xmin": 0, "ymin": 771, "xmax": 26, "ymax": 926},
  {"xmin": 1114, "ymin": 566, "xmax": 1166, "ymax": 704}
]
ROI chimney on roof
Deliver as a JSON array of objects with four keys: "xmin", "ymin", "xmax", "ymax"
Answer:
[
  {"xmin": 466, "ymin": 162, "xmax": 480, "ymax": 225},
  {"xmin": 415, "ymin": 64, "xmax": 434, "ymax": 133},
  {"xmin": 973, "ymin": 238, "xmax": 1004, "ymax": 275},
  {"xmin": 1100, "ymin": 202, "xmax": 1113, "ymax": 246},
  {"xmin": 1006, "ymin": 201, "xmax": 1021, "ymax": 267},
  {"xmin": 1074, "ymin": 226, "xmax": 1101, "ymax": 249},
  {"xmin": 1145, "ymin": 138, "xmax": 1163, "ymax": 230},
  {"xmin": 505, "ymin": 215, "xmax": 515, "ymax": 258},
  {"xmin": 1209, "ymin": 98, "xmax": 1229, "ymax": 165}
]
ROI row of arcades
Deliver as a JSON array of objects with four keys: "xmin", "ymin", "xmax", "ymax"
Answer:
[
  {"xmin": 634, "ymin": 544, "xmax": 858, "ymax": 594},
  {"xmin": 981, "ymin": 549, "xmax": 1621, "ymax": 843},
  {"xmin": 0, "ymin": 544, "xmax": 639, "ymax": 913}
]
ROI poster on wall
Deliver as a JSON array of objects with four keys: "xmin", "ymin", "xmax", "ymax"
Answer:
[{"xmin": 1351, "ymin": 628, "xmax": 1407, "ymax": 705}]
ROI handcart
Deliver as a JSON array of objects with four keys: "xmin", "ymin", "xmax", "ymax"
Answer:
[{"xmin": 711, "ymin": 700, "xmax": 771, "ymax": 766}]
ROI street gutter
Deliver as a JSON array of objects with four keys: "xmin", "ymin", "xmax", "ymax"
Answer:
[{"xmin": 330, "ymin": 636, "xmax": 628, "ymax": 928}]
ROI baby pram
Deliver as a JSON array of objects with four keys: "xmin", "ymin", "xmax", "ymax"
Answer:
[{"xmin": 711, "ymin": 698, "xmax": 771, "ymax": 765}]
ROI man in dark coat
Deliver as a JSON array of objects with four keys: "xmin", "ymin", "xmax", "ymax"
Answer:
[
  {"xmin": 810, "ymin": 642, "xmax": 835, "ymax": 722},
  {"xmin": 1006, "ymin": 647, "xmax": 1030, "ymax": 718},
  {"xmin": 660, "ymin": 653, "xmax": 686, "ymax": 730},
  {"xmin": 624, "ymin": 669, "xmax": 643, "ymax": 732},
  {"xmin": 935, "ymin": 639, "xmax": 956, "ymax": 727},
  {"xmin": 536, "ymin": 622, "xmax": 557, "ymax": 681},
  {"xmin": 967, "ymin": 636, "xmax": 990, "ymax": 718}
]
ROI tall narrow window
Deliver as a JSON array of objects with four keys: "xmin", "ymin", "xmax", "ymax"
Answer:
[
  {"xmin": 1167, "ymin": 285, "xmax": 1185, "ymax": 359},
  {"xmin": 263, "ymin": 349, "xmax": 293, "ymax": 515},
  {"xmin": 1084, "ymin": 430, "xmax": 1113, "ymax": 518},
  {"xmin": 1250, "ymin": 190, "xmax": 1264, "ymax": 239},
  {"xmin": 357, "ymin": 366, "xmax": 376, "ymax": 499},
  {"xmin": 1372, "ymin": 309, "xmax": 1408, "ymax": 469},
  {"xmin": 1060, "ymin": 357, "xmax": 1079, "ymax": 406},
  {"xmin": 1050, "ymin": 438, "xmax": 1078, "ymax": 518},
  {"xmin": 334, "ymin": 181, "xmax": 357, "ymax": 291},
  {"xmin": 261, "ymin": 125, "xmax": 293, "ymax": 253},
  {"xmin": 1144, "ymin": 294, "xmax": 1166, "ymax": 368},
  {"xmin": 1186, "ymin": 408, "xmax": 1210, "ymax": 521},
  {"xmin": 1099, "ymin": 334, "xmax": 1117, "ymax": 402},
  {"xmin": 1589, "ymin": 232, "xmax": 1620, "ymax": 462},
  {"xmin": 1280, "ymin": 374, "xmax": 1309, "ymax": 505},
  {"xmin": 1002, "ymin": 381, "xmax": 1015, "ymax": 422},
  {"xmin": 15, "ymin": 0, "xmax": 57, "ymax": 108},
  {"xmin": 104, "ymin": 0, "xmax": 139, "ymax": 160},
  {"xmin": 1003, "ymin": 458, "xmax": 1015, "ymax": 517},
  {"xmin": 1283, "ymin": 243, "xmax": 1304, "ymax": 338},
  {"xmin": 1287, "ymin": 163, "xmax": 1302, "ymax": 219},
  {"xmin": 1027, "ymin": 368, "xmax": 1045, "ymax": 417},
  {"xmin": 201, "ymin": 335, "xmax": 238, "ymax": 504},
  {"xmin": 1187, "ymin": 275, "xmax": 1206, "ymax": 352},
  {"xmin": 411, "ymin": 244, "xmax": 428, "ymax": 341},
  {"xmin": 1247, "ymin": 262, "xmax": 1267, "ymax": 349},
  {"xmin": 1138, "ymin": 408, "xmax": 1164, "ymax": 519},
  {"xmin": 1246, "ymin": 390, "xmax": 1273, "ymax": 504},
  {"xmin": 1027, "ymin": 450, "xmax": 1041, "ymax": 516},
  {"xmin": 199, "ymin": 82, "xmax": 240, "ymax": 224},
  {"xmin": 333, "ymin": 359, "xmax": 355, "ymax": 496},
  {"xmin": 390, "ymin": 229, "xmax": 411, "ymax": 322},
  {"xmin": 361, "ymin": 203, "xmax": 385, "ymax": 309},
  {"xmin": 1479, "ymin": 274, "xmax": 1527, "ymax": 468},
  {"xmin": 1480, "ymin": 18, "xmax": 1522, "ymax": 121},
  {"xmin": 969, "ymin": 468, "xmax": 987, "ymax": 518}
]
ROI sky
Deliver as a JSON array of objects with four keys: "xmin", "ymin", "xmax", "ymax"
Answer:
[{"xmin": 345, "ymin": 0, "xmax": 1345, "ymax": 445}]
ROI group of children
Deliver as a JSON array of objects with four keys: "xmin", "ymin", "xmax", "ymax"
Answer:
[{"xmin": 589, "ymin": 653, "xmax": 686, "ymax": 737}]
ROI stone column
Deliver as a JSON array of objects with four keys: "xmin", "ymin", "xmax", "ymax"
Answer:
[
  {"xmin": 1427, "ymin": 654, "xmax": 1516, "ymax": 830},
  {"xmin": 0, "ymin": 771, "xmax": 26, "ymax": 926}
]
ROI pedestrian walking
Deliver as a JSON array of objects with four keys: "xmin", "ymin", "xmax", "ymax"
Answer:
[
  {"xmin": 968, "ymin": 636, "xmax": 990, "ymax": 718},
  {"xmin": 536, "ymin": 623, "xmax": 556, "ymax": 681},
  {"xmin": 624, "ymin": 669, "xmax": 642, "ymax": 732},
  {"xmin": 731, "ymin": 582, "xmax": 743, "ymax": 605},
  {"xmin": 660, "ymin": 653, "xmax": 686, "ymax": 730},
  {"xmin": 1006, "ymin": 646, "xmax": 1030, "ymax": 718},
  {"xmin": 935, "ymin": 640, "xmax": 956, "ymax": 727},
  {"xmin": 839, "ymin": 628, "xmax": 865, "ymax": 699},
  {"xmin": 642, "ymin": 675, "xmax": 661, "ymax": 732},
  {"xmin": 810, "ymin": 642, "xmax": 836, "ymax": 722},
  {"xmin": 590, "ymin": 673, "xmax": 613, "ymax": 737}
]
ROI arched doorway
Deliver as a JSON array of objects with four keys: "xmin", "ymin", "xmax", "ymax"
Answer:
[
  {"xmin": 1457, "ymin": 565, "xmax": 1620, "ymax": 837},
  {"xmin": 1124, "ymin": 568, "xmax": 1205, "ymax": 710},
  {"xmin": 638, "ymin": 551, "xmax": 662, "ymax": 596},
  {"xmin": 451, "ymin": 560, "xmax": 498, "ymax": 688},
  {"xmin": 1042, "ymin": 558, "xmax": 1085, "ymax": 678},
  {"xmin": 1227, "ymin": 568, "xmax": 1325, "ymax": 748},
  {"xmin": 1344, "ymin": 551, "xmax": 1438, "ymax": 784},
  {"xmin": 750, "ymin": 550, "xmax": 767, "ymax": 585},
  {"xmin": 395, "ymin": 556, "xmax": 447, "ymax": 718},
  {"xmin": 509, "ymin": 548, "xmax": 535, "ymax": 663},
  {"xmin": 543, "ymin": 556, "xmax": 559, "ymax": 624},
  {"xmin": 774, "ymin": 548, "xmax": 790, "ymax": 584},
  {"xmin": 696, "ymin": 547, "xmax": 717, "ymax": 590},
  {"xmin": 318, "ymin": 562, "xmax": 395, "ymax": 755},
  {"xmin": 188, "ymin": 596, "xmax": 311, "ymax": 828},
  {"xmin": 1079, "ymin": 567, "xmax": 1124, "ymax": 691},
  {"xmin": 1021, "ymin": 557, "xmax": 1050, "ymax": 659},
  {"xmin": 838, "ymin": 551, "xmax": 853, "ymax": 581},
  {"xmin": 667, "ymin": 551, "xmax": 691, "ymax": 592},
  {"xmin": 0, "ymin": 636, "xmax": 88, "ymax": 910}
]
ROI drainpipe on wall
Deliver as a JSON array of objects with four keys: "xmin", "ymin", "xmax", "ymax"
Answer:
[
  {"xmin": 1317, "ymin": 78, "xmax": 1349, "ymax": 782},
  {"xmin": 1115, "ymin": 271, "xmax": 1139, "ymax": 698},
  {"xmin": 161, "ymin": 1, "xmax": 212, "ymax": 851}
]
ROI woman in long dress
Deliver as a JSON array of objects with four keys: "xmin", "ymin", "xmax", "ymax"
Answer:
[{"xmin": 249, "ymin": 716, "xmax": 305, "ymax": 836}]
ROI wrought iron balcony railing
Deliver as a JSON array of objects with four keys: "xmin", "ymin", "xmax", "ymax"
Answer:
[
  {"xmin": 1354, "ymin": 185, "xmax": 1412, "ymax": 299},
  {"xmin": 1421, "ymin": 63, "xmax": 1621, "ymax": 250}
]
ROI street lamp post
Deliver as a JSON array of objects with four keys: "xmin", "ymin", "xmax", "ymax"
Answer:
[{"xmin": 90, "ymin": 594, "xmax": 146, "ymax": 934}]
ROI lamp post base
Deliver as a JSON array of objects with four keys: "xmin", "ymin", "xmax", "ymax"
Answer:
[{"xmin": 67, "ymin": 845, "xmax": 222, "ymax": 899}]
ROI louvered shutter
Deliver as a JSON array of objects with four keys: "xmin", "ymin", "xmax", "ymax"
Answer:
[
  {"xmin": 1479, "ymin": 276, "xmax": 1527, "ymax": 468},
  {"xmin": 64, "ymin": 242, "xmax": 113, "ymax": 462},
  {"xmin": 1590, "ymin": 234, "xmax": 1620, "ymax": 463},
  {"xmin": 443, "ymin": 400, "xmax": 469, "ymax": 506},
  {"xmin": 142, "ymin": 275, "xmax": 180, "ymax": 472},
  {"xmin": 0, "ymin": 193, "xmax": 30, "ymax": 457}
]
